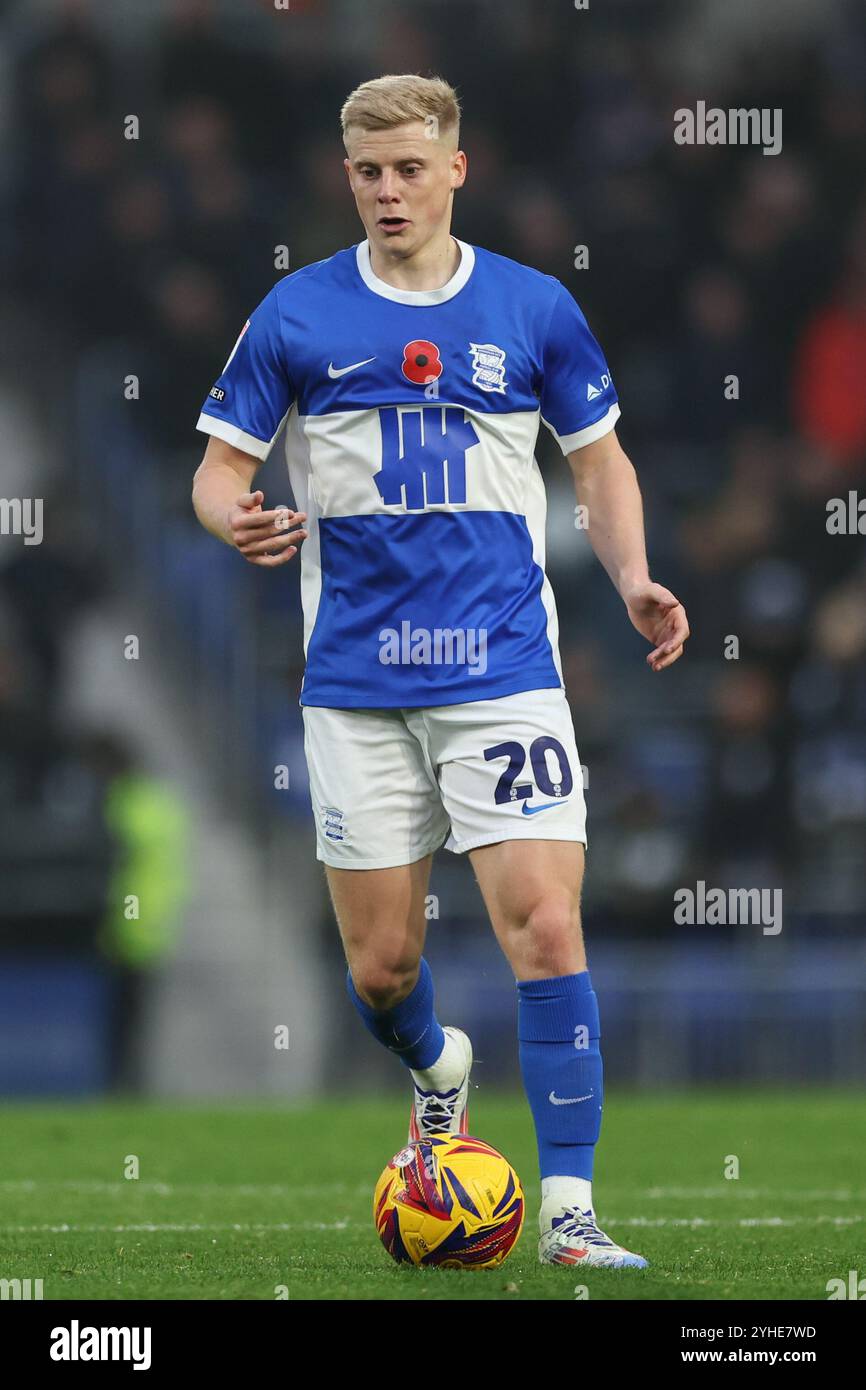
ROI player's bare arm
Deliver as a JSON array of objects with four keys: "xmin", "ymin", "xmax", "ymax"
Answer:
[
  {"xmin": 192, "ymin": 435, "xmax": 308, "ymax": 567},
  {"xmin": 568, "ymin": 428, "xmax": 690, "ymax": 673}
]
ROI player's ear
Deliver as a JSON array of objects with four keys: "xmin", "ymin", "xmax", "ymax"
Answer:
[{"xmin": 343, "ymin": 157, "xmax": 356, "ymax": 192}]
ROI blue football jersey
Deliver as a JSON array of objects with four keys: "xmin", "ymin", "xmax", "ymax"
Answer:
[{"xmin": 196, "ymin": 238, "xmax": 620, "ymax": 708}]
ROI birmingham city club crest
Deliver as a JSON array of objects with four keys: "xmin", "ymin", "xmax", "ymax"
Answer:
[{"xmin": 468, "ymin": 341, "xmax": 508, "ymax": 393}]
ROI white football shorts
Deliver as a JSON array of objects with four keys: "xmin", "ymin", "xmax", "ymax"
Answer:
[{"xmin": 302, "ymin": 687, "xmax": 587, "ymax": 869}]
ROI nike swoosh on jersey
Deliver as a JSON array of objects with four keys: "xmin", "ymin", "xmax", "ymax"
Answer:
[
  {"xmin": 521, "ymin": 800, "xmax": 569, "ymax": 815},
  {"xmin": 327, "ymin": 357, "xmax": 376, "ymax": 378},
  {"xmin": 548, "ymin": 1091, "xmax": 594, "ymax": 1106}
]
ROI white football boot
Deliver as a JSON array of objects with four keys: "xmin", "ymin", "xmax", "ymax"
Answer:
[
  {"xmin": 538, "ymin": 1198, "xmax": 649, "ymax": 1269},
  {"xmin": 407, "ymin": 1026, "xmax": 473, "ymax": 1142}
]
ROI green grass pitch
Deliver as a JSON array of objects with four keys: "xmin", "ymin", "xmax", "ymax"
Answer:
[{"xmin": 2, "ymin": 1091, "xmax": 863, "ymax": 1300}]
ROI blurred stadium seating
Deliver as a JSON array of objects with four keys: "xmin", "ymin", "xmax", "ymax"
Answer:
[{"xmin": 2, "ymin": 0, "xmax": 865, "ymax": 1095}]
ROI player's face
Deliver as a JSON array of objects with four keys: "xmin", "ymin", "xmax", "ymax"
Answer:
[{"xmin": 343, "ymin": 121, "xmax": 466, "ymax": 256}]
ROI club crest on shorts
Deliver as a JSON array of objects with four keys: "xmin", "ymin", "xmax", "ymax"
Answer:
[
  {"xmin": 320, "ymin": 805, "xmax": 346, "ymax": 841},
  {"xmin": 468, "ymin": 342, "xmax": 508, "ymax": 393}
]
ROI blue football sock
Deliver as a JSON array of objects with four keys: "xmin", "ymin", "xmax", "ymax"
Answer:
[
  {"xmin": 517, "ymin": 971, "xmax": 603, "ymax": 1181},
  {"xmin": 346, "ymin": 957, "xmax": 446, "ymax": 1070}
]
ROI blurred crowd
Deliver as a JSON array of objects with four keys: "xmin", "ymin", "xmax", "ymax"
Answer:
[{"xmin": 4, "ymin": 0, "xmax": 866, "ymax": 939}]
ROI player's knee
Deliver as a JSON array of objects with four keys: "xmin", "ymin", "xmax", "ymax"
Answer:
[
  {"xmin": 520, "ymin": 894, "xmax": 582, "ymax": 974},
  {"xmin": 351, "ymin": 959, "xmax": 420, "ymax": 1011}
]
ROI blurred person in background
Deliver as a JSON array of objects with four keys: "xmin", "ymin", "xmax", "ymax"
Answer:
[{"xmin": 84, "ymin": 733, "xmax": 192, "ymax": 1095}]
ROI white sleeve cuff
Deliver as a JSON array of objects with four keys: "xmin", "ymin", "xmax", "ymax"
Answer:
[
  {"xmin": 196, "ymin": 412, "xmax": 273, "ymax": 460},
  {"xmin": 543, "ymin": 401, "xmax": 621, "ymax": 454}
]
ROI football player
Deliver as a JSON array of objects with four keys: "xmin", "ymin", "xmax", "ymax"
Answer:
[{"xmin": 192, "ymin": 74, "xmax": 689, "ymax": 1269}]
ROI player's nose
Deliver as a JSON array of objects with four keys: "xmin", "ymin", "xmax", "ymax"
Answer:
[{"xmin": 377, "ymin": 172, "xmax": 402, "ymax": 200}]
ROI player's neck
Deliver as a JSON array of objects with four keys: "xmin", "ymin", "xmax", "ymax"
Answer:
[{"xmin": 367, "ymin": 232, "xmax": 461, "ymax": 293}]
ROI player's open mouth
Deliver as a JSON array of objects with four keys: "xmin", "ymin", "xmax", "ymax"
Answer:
[{"xmin": 378, "ymin": 217, "xmax": 411, "ymax": 233}]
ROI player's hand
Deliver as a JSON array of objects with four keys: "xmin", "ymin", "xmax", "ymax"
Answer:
[
  {"xmin": 227, "ymin": 491, "xmax": 308, "ymax": 568},
  {"xmin": 623, "ymin": 581, "xmax": 690, "ymax": 672}
]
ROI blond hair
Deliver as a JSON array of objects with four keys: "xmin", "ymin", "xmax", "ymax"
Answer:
[{"xmin": 340, "ymin": 74, "xmax": 460, "ymax": 146}]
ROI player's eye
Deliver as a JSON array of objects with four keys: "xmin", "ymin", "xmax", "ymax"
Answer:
[{"xmin": 403, "ymin": 166, "xmax": 420, "ymax": 176}]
